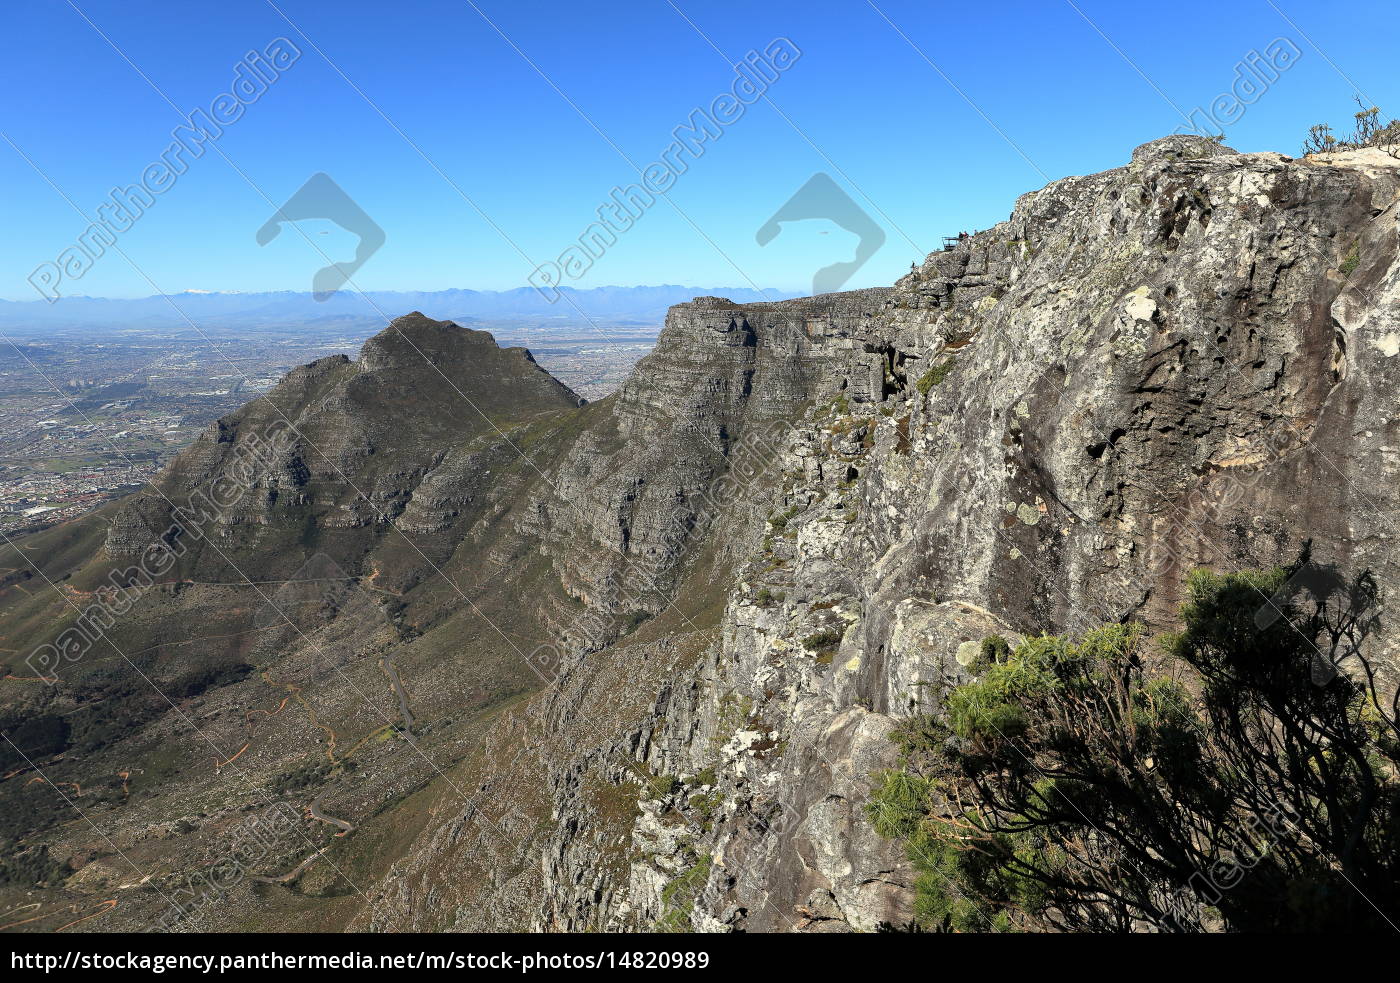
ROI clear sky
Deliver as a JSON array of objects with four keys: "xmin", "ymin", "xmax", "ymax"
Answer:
[{"xmin": 3, "ymin": 0, "xmax": 1397, "ymax": 302}]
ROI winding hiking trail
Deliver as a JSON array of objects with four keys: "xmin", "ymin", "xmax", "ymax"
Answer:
[
  {"xmin": 250, "ymin": 845, "xmax": 335, "ymax": 886},
  {"xmin": 212, "ymin": 742, "xmax": 250, "ymax": 772},
  {"xmin": 4, "ymin": 899, "xmax": 121, "ymax": 932},
  {"xmin": 252, "ymin": 793, "xmax": 355, "ymax": 885},
  {"xmin": 54, "ymin": 899, "xmax": 116, "ymax": 932},
  {"xmin": 245, "ymin": 695, "xmax": 291, "ymax": 723},
  {"xmin": 237, "ymin": 650, "xmax": 407, "ymax": 887},
  {"xmin": 262, "ymin": 672, "xmax": 340, "ymax": 764},
  {"xmin": 308, "ymin": 793, "xmax": 355, "ymax": 837},
  {"xmin": 234, "ymin": 674, "xmax": 358, "ymax": 887},
  {"xmin": 0, "ymin": 903, "xmax": 44, "ymax": 931},
  {"xmin": 378, "ymin": 657, "xmax": 415, "ymax": 734},
  {"xmin": 25, "ymin": 777, "xmax": 81, "ymax": 796}
]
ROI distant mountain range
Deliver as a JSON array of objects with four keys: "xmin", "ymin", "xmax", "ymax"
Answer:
[{"xmin": 0, "ymin": 285, "xmax": 801, "ymax": 334}]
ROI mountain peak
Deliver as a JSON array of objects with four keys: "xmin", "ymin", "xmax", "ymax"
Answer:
[{"xmin": 355, "ymin": 311, "xmax": 580, "ymax": 406}]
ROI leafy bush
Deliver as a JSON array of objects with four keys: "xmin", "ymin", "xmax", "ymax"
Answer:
[
  {"xmin": 0, "ymin": 842, "xmax": 70, "ymax": 888},
  {"xmin": 768, "ymin": 505, "xmax": 800, "ymax": 531},
  {"xmin": 1341, "ymin": 243, "xmax": 1361, "ymax": 279},
  {"xmin": 622, "ymin": 609, "xmax": 651, "ymax": 634},
  {"xmin": 1303, "ymin": 122, "xmax": 1337, "ymax": 155},
  {"xmin": 870, "ymin": 549, "xmax": 1400, "ymax": 932},
  {"xmin": 688, "ymin": 790, "xmax": 724, "ymax": 826},
  {"xmin": 967, "ymin": 633, "xmax": 1011, "ymax": 672},
  {"xmin": 1304, "ymin": 99, "xmax": 1400, "ymax": 158},
  {"xmin": 270, "ymin": 758, "xmax": 332, "ymax": 796}
]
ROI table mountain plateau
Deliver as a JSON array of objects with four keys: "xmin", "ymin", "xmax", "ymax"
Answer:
[{"xmin": 2, "ymin": 134, "xmax": 1398, "ymax": 932}]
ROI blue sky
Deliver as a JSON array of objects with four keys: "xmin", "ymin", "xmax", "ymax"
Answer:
[{"xmin": 2, "ymin": 0, "xmax": 1396, "ymax": 302}]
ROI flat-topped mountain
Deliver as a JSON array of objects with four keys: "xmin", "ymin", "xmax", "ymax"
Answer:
[{"xmin": 3, "ymin": 136, "xmax": 1399, "ymax": 932}]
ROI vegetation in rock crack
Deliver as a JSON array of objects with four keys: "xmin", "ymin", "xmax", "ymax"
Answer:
[
  {"xmin": 1341, "ymin": 243, "xmax": 1362, "ymax": 279},
  {"xmin": 655, "ymin": 854, "xmax": 713, "ymax": 932},
  {"xmin": 916, "ymin": 360, "xmax": 955, "ymax": 396},
  {"xmin": 768, "ymin": 505, "xmax": 801, "ymax": 531},
  {"xmin": 755, "ymin": 587, "xmax": 785, "ymax": 608},
  {"xmin": 802, "ymin": 628, "xmax": 846, "ymax": 656},
  {"xmin": 646, "ymin": 772, "xmax": 681, "ymax": 801}
]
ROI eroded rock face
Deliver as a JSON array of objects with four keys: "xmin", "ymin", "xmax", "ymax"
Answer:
[
  {"xmin": 512, "ymin": 289, "xmax": 892, "ymax": 632},
  {"xmin": 510, "ymin": 137, "xmax": 1400, "ymax": 932}
]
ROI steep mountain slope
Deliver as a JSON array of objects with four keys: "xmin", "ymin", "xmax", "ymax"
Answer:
[
  {"xmin": 0, "ymin": 315, "xmax": 590, "ymax": 929},
  {"xmin": 3, "ymin": 135, "xmax": 1399, "ymax": 933}
]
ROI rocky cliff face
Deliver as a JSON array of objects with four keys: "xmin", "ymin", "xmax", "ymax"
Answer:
[
  {"xmin": 470, "ymin": 135, "xmax": 1400, "ymax": 932},
  {"xmin": 5, "ymin": 136, "xmax": 1399, "ymax": 934}
]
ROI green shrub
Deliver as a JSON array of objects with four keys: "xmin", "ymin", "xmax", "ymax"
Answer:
[
  {"xmin": 915, "ymin": 361, "xmax": 954, "ymax": 396},
  {"xmin": 865, "ymin": 772, "xmax": 1024, "ymax": 932},
  {"xmin": 768, "ymin": 505, "xmax": 800, "ymax": 531},
  {"xmin": 868, "ymin": 551, "xmax": 1400, "ymax": 933},
  {"xmin": 688, "ymin": 790, "xmax": 724, "ymax": 824},
  {"xmin": 980, "ymin": 634, "xmax": 1010, "ymax": 663},
  {"xmin": 1341, "ymin": 243, "xmax": 1361, "ymax": 279},
  {"xmin": 867, "ymin": 770, "xmax": 931, "ymax": 840},
  {"xmin": 0, "ymin": 842, "xmax": 71, "ymax": 888},
  {"xmin": 646, "ymin": 773, "xmax": 680, "ymax": 800},
  {"xmin": 969, "ymin": 633, "xmax": 1011, "ymax": 672},
  {"xmin": 755, "ymin": 587, "xmax": 784, "ymax": 608},
  {"xmin": 801, "ymin": 628, "xmax": 845, "ymax": 654},
  {"xmin": 656, "ymin": 854, "xmax": 712, "ymax": 931}
]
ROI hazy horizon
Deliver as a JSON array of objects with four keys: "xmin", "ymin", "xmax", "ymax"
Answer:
[{"xmin": 6, "ymin": 0, "xmax": 1396, "ymax": 307}]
